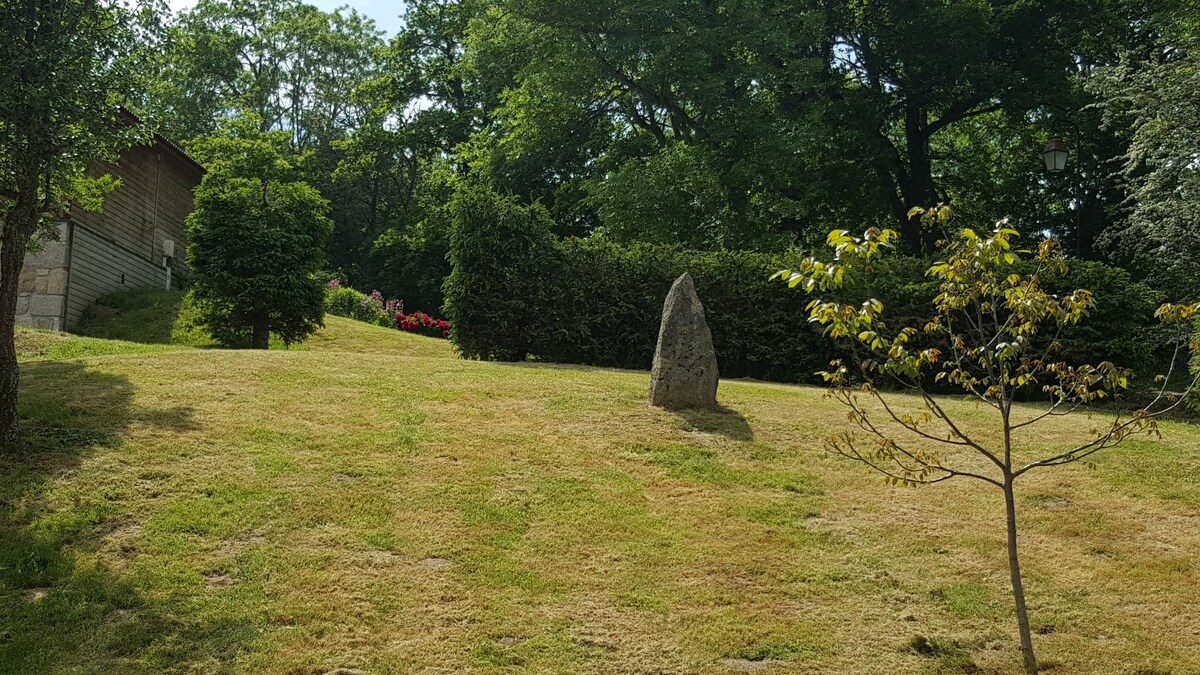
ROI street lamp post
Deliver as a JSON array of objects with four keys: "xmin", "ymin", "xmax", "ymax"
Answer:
[
  {"xmin": 1043, "ymin": 138, "xmax": 1069, "ymax": 174},
  {"xmin": 1043, "ymin": 137, "xmax": 1083, "ymax": 258}
]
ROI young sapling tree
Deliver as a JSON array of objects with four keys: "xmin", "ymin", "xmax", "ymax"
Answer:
[{"xmin": 773, "ymin": 207, "xmax": 1200, "ymax": 675}]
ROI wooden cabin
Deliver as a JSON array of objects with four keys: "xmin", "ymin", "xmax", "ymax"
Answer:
[{"xmin": 15, "ymin": 127, "xmax": 204, "ymax": 331}]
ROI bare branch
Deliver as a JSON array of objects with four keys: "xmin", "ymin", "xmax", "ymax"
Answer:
[
  {"xmin": 1010, "ymin": 397, "xmax": 1082, "ymax": 430},
  {"xmin": 831, "ymin": 390, "xmax": 1004, "ymax": 488},
  {"xmin": 917, "ymin": 389, "xmax": 1007, "ymax": 471},
  {"xmin": 1013, "ymin": 367, "xmax": 1200, "ymax": 477},
  {"xmin": 827, "ymin": 435, "xmax": 1001, "ymax": 487},
  {"xmin": 944, "ymin": 312, "xmax": 998, "ymax": 407}
]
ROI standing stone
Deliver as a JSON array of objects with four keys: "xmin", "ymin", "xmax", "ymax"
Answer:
[{"xmin": 649, "ymin": 272, "xmax": 719, "ymax": 410}]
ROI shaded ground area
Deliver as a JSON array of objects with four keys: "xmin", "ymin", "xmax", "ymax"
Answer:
[
  {"xmin": 1, "ymin": 361, "xmax": 205, "ymax": 673},
  {"xmin": 2, "ymin": 320, "xmax": 1199, "ymax": 673},
  {"xmin": 74, "ymin": 289, "xmax": 214, "ymax": 347}
]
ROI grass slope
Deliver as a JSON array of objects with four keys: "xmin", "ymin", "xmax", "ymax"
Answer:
[
  {"xmin": 4, "ymin": 307, "xmax": 1200, "ymax": 674},
  {"xmin": 26, "ymin": 288, "xmax": 453, "ymax": 362},
  {"xmin": 15, "ymin": 328, "xmax": 180, "ymax": 363}
]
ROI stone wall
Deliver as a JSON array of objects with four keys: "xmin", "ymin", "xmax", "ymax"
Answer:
[{"xmin": 15, "ymin": 222, "xmax": 70, "ymax": 331}]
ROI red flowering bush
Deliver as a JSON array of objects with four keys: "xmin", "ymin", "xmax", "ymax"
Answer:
[{"xmin": 395, "ymin": 311, "xmax": 450, "ymax": 339}]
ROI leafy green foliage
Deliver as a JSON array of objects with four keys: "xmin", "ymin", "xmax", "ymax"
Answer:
[
  {"xmin": 140, "ymin": 0, "xmax": 390, "ymax": 290},
  {"xmin": 186, "ymin": 121, "xmax": 332, "ymax": 348},
  {"xmin": 1093, "ymin": 16, "xmax": 1200, "ymax": 295},
  {"xmin": 591, "ymin": 143, "xmax": 775, "ymax": 250},
  {"xmin": 784, "ymin": 211, "xmax": 1191, "ymax": 439},
  {"xmin": 325, "ymin": 286, "xmax": 398, "ymax": 327},
  {"xmin": 327, "ymin": 286, "xmax": 378, "ymax": 325},
  {"xmin": 444, "ymin": 183, "xmax": 839, "ymax": 372},
  {"xmin": 450, "ymin": 0, "xmax": 1149, "ymax": 252},
  {"xmin": 446, "ymin": 190, "xmax": 1158, "ymax": 383},
  {"xmin": 535, "ymin": 240, "xmax": 839, "ymax": 381},
  {"xmin": 444, "ymin": 184, "xmax": 560, "ymax": 361},
  {"xmin": 132, "ymin": 0, "xmax": 1200, "ymax": 305},
  {"xmin": 369, "ymin": 223, "xmax": 450, "ymax": 318},
  {"xmin": 134, "ymin": 0, "xmax": 1196, "ymax": 308},
  {"xmin": 1032, "ymin": 260, "xmax": 1164, "ymax": 375},
  {"xmin": 0, "ymin": 0, "xmax": 149, "ymax": 452},
  {"xmin": 146, "ymin": 0, "xmax": 383, "ymax": 147},
  {"xmin": 360, "ymin": 161, "xmax": 458, "ymax": 315}
]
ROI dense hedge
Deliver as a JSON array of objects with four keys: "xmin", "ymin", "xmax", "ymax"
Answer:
[
  {"xmin": 326, "ymin": 285, "xmax": 395, "ymax": 327},
  {"xmin": 445, "ymin": 186, "xmax": 1164, "ymax": 384},
  {"xmin": 443, "ymin": 187, "xmax": 561, "ymax": 362}
]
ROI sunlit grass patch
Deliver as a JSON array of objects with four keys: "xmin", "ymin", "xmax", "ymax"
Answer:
[{"xmin": 4, "ymin": 324, "xmax": 1200, "ymax": 673}]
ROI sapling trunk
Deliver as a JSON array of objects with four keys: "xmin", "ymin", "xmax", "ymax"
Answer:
[{"xmin": 1004, "ymin": 476, "xmax": 1038, "ymax": 675}]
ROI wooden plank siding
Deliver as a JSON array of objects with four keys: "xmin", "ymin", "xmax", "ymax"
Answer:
[
  {"xmin": 62, "ymin": 138, "xmax": 203, "ymax": 328},
  {"xmin": 65, "ymin": 224, "xmax": 171, "ymax": 328},
  {"xmin": 71, "ymin": 144, "xmax": 201, "ymax": 267}
]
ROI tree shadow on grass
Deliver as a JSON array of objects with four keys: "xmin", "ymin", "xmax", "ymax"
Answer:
[
  {"xmin": 18, "ymin": 361, "xmax": 200, "ymax": 437},
  {"xmin": 673, "ymin": 406, "xmax": 755, "ymax": 441},
  {"xmin": 74, "ymin": 289, "xmax": 214, "ymax": 348},
  {"xmin": 0, "ymin": 362, "xmax": 243, "ymax": 673}
]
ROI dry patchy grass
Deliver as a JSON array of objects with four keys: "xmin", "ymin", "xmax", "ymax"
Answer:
[
  {"xmin": 3, "ymin": 324, "xmax": 1199, "ymax": 674},
  {"xmin": 303, "ymin": 316, "xmax": 455, "ymax": 359}
]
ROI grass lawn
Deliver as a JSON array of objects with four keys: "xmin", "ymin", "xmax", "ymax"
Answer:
[{"xmin": 4, "ymin": 305, "xmax": 1200, "ymax": 673}]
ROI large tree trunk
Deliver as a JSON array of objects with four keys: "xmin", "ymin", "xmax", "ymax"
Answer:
[
  {"xmin": 1004, "ymin": 478, "xmax": 1039, "ymax": 675},
  {"xmin": 0, "ymin": 254, "xmax": 21, "ymax": 454},
  {"xmin": 251, "ymin": 316, "xmax": 270, "ymax": 350},
  {"xmin": 0, "ymin": 179, "xmax": 39, "ymax": 454}
]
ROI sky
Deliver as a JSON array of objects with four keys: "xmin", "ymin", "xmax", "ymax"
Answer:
[{"xmin": 165, "ymin": 0, "xmax": 404, "ymax": 37}]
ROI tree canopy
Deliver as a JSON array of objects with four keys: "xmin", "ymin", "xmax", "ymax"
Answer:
[
  {"xmin": 186, "ymin": 119, "xmax": 333, "ymax": 348},
  {"xmin": 0, "ymin": 0, "xmax": 147, "ymax": 453},
  {"xmin": 106, "ymin": 0, "xmax": 1200, "ymax": 311}
]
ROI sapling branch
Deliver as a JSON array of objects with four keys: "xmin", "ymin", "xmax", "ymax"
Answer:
[
  {"xmin": 833, "ymin": 388, "xmax": 1005, "ymax": 488},
  {"xmin": 1015, "ymin": 366, "xmax": 1200, "ymax": 477},
  {"xmin": 871, "ymin": 387, "xmax": 977, "ymax": 448},
  {"xmin": 776, "ymin": 214, "xmax": 1200, "ymax": 675},
  {"xmin": 827, "ymin": 432, "xmax": 999, "ymax": 487},
  {"xmin": 943, "ymin": 313, "xmax": 997, "ymax": 406},
  {"xmin": 1010, "ymin": 397, "xmax": 1083, "ymax": 430},
  {"xmin": 916, "ymin": 388, "xmax": 1006, "ymax": 469}
]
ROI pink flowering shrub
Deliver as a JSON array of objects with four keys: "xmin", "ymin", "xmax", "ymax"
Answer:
[
  {"xmin": 396, "ymin": 311, "xmax": 450, "ymax": 339},
  {"xmin": 326, "ymin": 284, "xmax": 398, "ymax": 327},
  {"xmin": 325, "ymin": 280, "xmax": 449, "ymax": 338}
]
